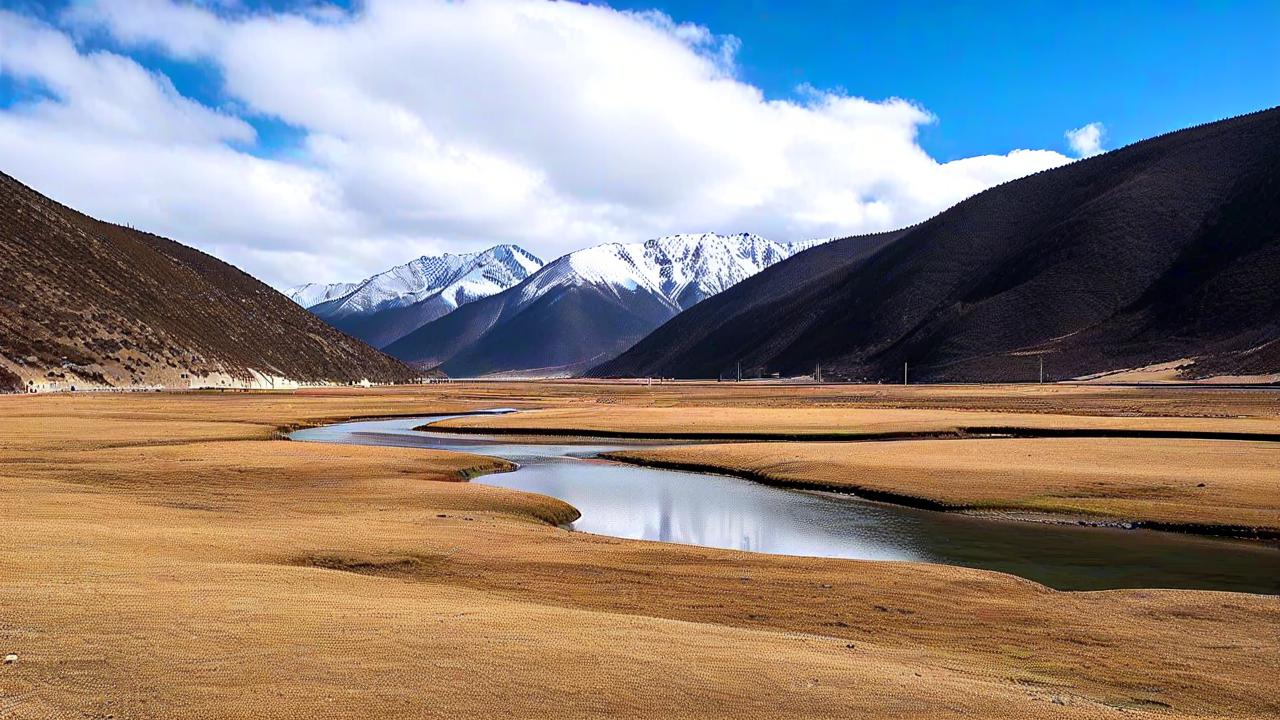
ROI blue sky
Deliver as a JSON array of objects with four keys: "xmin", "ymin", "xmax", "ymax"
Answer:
[
  {"xmin": 19, "ymin": 0, "xmax": 1276, "ymax": 161},
  {"xmin": 613, "ymin": 0, "xmax": 1280, "ymax": 160},
  {"xmin": 0, "ymin": 0, "xmax": 1276, "ymax": 286}
]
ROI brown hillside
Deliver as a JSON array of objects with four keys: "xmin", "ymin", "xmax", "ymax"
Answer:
[
  {"xmin": 0, "ymin": 172, "xmax": 418, "ymax": 389},
  {"xmin": 593, "ymin": 107, "xmax": 1280, "ymax": 382}
]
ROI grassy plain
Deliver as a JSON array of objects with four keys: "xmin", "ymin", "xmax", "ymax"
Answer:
[{"xmin": 0, "ymin": 383, "xmax": 1277, "ymax": 718}]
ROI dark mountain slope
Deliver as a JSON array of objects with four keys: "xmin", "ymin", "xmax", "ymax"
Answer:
[
  {"xmin": 0, "ymin": 171, "xmax": 418, "ymax": 389},
  {"xmin": 588, "ymin": 229, "xmax": 905, "ymax": 378},
  {"xmin": 438, "ymin": 283, "xmax": 678, "ymax": 377},
  {"xmin": 314, "ymin": 294, "xmax": 457, "ymax": 350},
  {"xmin": 591, "ymin": 107, "xmax": 1280, "ymax": 382},
  {"xmin": 382, "ymin": 289, "xmax": 514, "ymax": 373},
  {"xmin": 383, "ymin": 276, "xmax": 678, "ymax": 377}
]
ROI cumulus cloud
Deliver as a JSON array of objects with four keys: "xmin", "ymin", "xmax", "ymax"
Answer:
[
  {"xmin": 1, "ymin": 0, "xmax": 1074, "ymax": 287},
  {"xmin": 1065, "ymin": 121, "xmax": 1106, "ymax": 157}
]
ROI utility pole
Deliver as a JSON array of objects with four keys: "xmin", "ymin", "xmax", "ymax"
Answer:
[
  {"xmin": 815, "ymin": 362, "xmax": 822, "ymax": 384},
  {"xmin": 1039, "ymin": 356, "xmax": 1044, "ymax": 384},
  {"xmin": 736, "ymin": 361, "xmax": 741, "ymax": 382},
  {"xmin": 903, "ymin": 361, "xmax": 908, "ymax": 386}
]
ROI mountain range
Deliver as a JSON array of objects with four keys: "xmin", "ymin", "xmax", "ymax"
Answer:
[
  {"xmin": 382, "ymin": 233, "xmax": 818, "ymax": 377},
  {"xmin": 8, "ymin": 106, "xmax": 1274, "ymax": 391},
  {"xmin": 0, "ymin": 171, "xmax": 418, "ymax": 392},
  {"xmin": 591, "ymin": 107, "xmax": 1280, "ymax": 382},
  {"xmin": 288, "ymin": 245, "xmax": 544, "ymax": 349}
]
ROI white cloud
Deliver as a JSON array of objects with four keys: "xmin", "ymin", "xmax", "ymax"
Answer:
[
  {"xmin": 0, "ymin": 11, "xmax": 250, "ymax": 144},
  {"xmin": 62, "ymin": 0, "xmax": 227, "ymax": 58},
  {"xmin": 1065, "ymin": 121, "xmax": 1106, "ymax": 157},
  {"xmin": 0, "ymin": 0, "xmax": 1075, "ymax": 287}
]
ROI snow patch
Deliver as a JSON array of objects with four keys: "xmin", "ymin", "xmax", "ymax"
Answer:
[
  {"xmin": 285, "ymin": 281, "xmax": 359, "ymax": 308},
  {"xmin": 514, "ymin": 232, "xmax": 818, "ymax": 313}
]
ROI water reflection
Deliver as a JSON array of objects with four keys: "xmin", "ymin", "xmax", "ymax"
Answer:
[
  {"xmin": 504, "ymin": 457, "xmax": 919, "ymax": 561},
  {"xmin": 291, "ymin": 415, "xmax": 1280, "ymax": 594}
]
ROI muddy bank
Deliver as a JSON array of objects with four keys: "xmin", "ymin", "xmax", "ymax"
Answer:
[{"xmin": 420, "ymin": 420, "xmax": 1280, "ymax": 443}]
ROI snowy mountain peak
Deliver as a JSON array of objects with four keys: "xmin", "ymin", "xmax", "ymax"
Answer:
[
  {"xmin": 486, "ymin": 244, "xmax": 544, "ymax": 276},
  {"xmin": 299, "ymin": 244, "xmax": 545, "ymax": 316},
  {"xmin": 285, "ymin": 281, "xmax": 359, "ymax": 308},
  {"xmin": 380, "ymin": 231, "xmax": 836, "ymax": 378},
  {"xmin": 518, "ymin": 232, "xmax": 822, "ymax": 311}
]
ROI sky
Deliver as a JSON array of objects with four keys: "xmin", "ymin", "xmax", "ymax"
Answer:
[{"xmin": 1, "ymin": 0, "xmax": 1276, "ymax": 288}]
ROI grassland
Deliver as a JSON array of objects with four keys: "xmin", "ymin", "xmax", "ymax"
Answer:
[{"xmin": 1, "ymin": 383, "xmax": 1278, "ymax": 718}]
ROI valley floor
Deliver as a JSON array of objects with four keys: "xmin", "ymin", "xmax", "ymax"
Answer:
[{"xmin": 0, "ymin": 383, "xmax": 1277, "ymax": 718}]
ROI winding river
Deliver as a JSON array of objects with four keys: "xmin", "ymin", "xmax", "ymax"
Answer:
[{"xmin": 291, "ymin": 413, "xmax": 1279, "ymax": 594}]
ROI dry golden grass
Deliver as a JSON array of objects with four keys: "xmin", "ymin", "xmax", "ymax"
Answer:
[
  {"xmin": 1, "ymin": 384, "xmax": 1278, "ymax": 718},
  {"xmin": 431, "ymin": 404, "xmax": 1280, "ymax": 438},
  {"xmin": 605, "ymin": 438, "xmax": 1280, "ymax": 532}
]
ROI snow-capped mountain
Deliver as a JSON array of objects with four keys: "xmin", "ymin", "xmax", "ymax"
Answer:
[
  {"xmin": 297, "ymin": 245, "xmax": 544, "ymax": 348},
  {"xmin": 517, "ymin": 233, "xmax": 805, "ymax": 311},
  {"xmin": 285, "ymin": 281, "xmax": 359, "ymax": 308},
  {"xmin": 384, "ymin": 233, "xmax": 824, "ymax": 377},
  {"xmin": 316, "ymin": 244, "xmax": 543, "ymax": 317}
]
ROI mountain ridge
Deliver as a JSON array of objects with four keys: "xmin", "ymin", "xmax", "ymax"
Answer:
[
  {"xmin": 384, "ymin": 232, "xmax": 820, "ymax": 377},
  {"xmin": 0, "ymin": 171, "xmax": 419, "ymax": 391},
  {"xmin": 590, "ymin": 106, "xmax": 1280, "ymax": 382},
  {"xmin": 297, "ymin": 245, "xmax": 544, "ymax": 348},
  {"xmin": 285, "ymin": 281, "xmax": 359, "ymax": 309}
]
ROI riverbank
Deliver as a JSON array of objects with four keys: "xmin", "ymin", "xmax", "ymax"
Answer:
[
  {"xmin": 599, "ymin": 437, "xmax": 1280, "ymax": 540},
  {"xmin": 1, "ymin": 384, "xmax": 1277, "ymax": 718},
  {"xmin": 320, "ymin": 415, "xmax": 1279, "ymax": 593},
  {"xmin": 426, "ymin": 400, "xmax": 1280, "ymax": 539},
  {"xmin": 427, "ymin": 404, "xmax": 1280, "ymax": 440}
]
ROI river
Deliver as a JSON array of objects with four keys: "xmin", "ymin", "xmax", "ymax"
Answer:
[{"xmin": 290, "ymin": 413, "xmax": 1279, "ymax": 594}]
